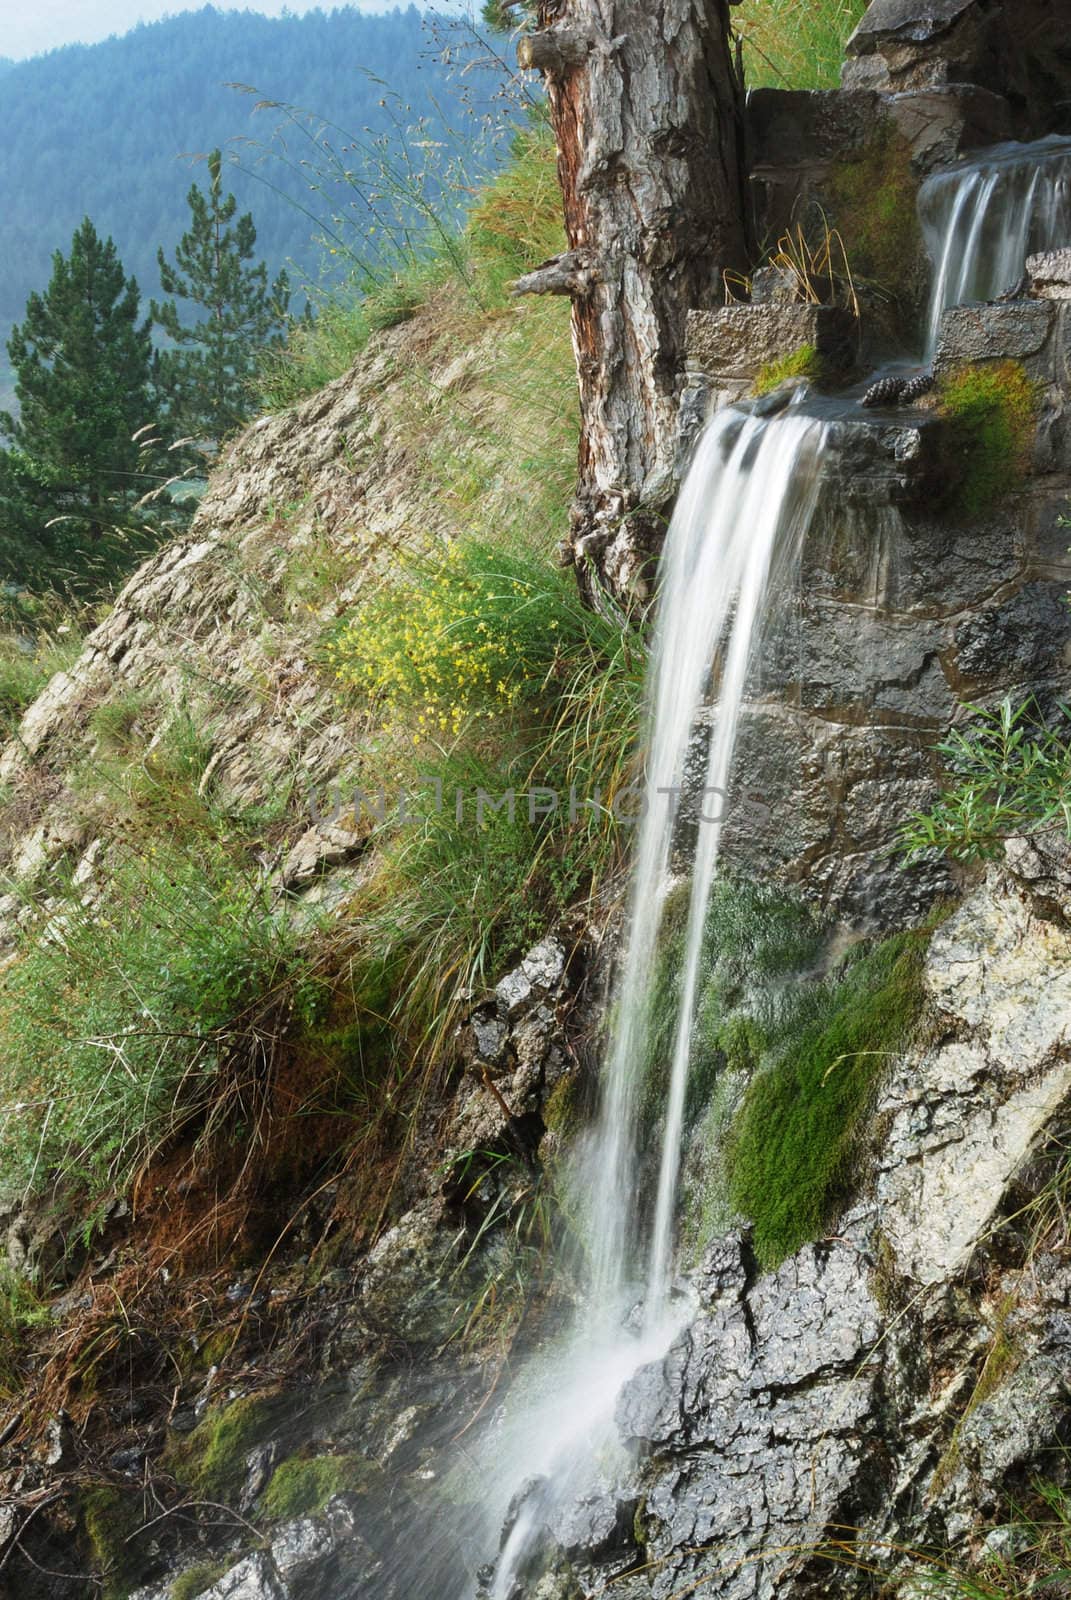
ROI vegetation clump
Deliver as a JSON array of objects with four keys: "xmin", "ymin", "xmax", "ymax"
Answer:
[
  {"xmin": 646, "ymin": 880, "xmax": 931, "ymax": 1271},
  {"xmin": 727, "ymin": 928, "xmax": 929, "ymax": 1268},
  {"xmin": 754, "ymin": 344, "xmax": 823, "ymax": 397},
  {"xmin": 899, "ymin": 697, "xmax": 1071, "ymax": 861},
  {"xmin": 171, "ymin": 1564, "xmax": 229, "ymax": 1600},
  {"xmin": 733, "ymin": 0, "xmax": 869, "ymax": 90},
  {"xmin": 0, "ymin": 842, "xmax": 325, "ymax": 1205},
  {"xmin": 0, "ymin": 621, "xmax": 83, "ymax": 736},
  {"xmin": 0, "ymin": 1267, "xmax": 47, "ymax": 1397},
  {"xmin": 939, "ymin": 360, "xmax": 1036, "ymax": 517}
]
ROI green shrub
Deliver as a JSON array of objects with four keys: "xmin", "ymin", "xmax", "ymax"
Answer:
[
  {"xmin": 754, "ymin": 345, "xmax": 822, "ymax": 397},
  {"xmin": 899, "ymin": 697, "xmax": 1071, "ymax": 862},
  {"xmin": 727, "ymin": 929, "xmax": 928, "ymax": 1269},
  {"xmin": 327, "ymin": 528, "xmax": 643, "ymax": 1045},
  {"xmin": 939, "ymin": 361, "xmax": 1036, "ymax": 516},
  {"xmin": 328, "ymin": 538, "xmax": 617, "ymax": 733}
]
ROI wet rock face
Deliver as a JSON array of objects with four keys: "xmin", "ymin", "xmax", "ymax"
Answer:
[
  {"xmin": 497, "ymin": 870, "xmax": 1071, "ymax": 1600},
  {"xmin": 619, "ymin": 1240, "xmax": 882, "ymax": 1600},
  {"xmin": 683, "ymin": 288, "xmax": 1071, "ymax": 928}
]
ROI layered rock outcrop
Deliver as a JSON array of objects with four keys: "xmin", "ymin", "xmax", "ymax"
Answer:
[{"xmin": 481, "ymin": 862, "xmax": 1071, "ymax": 1599}]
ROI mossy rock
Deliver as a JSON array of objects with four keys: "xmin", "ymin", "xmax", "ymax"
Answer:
[
  {"xmin": 261, "ymin": 1452, "xmax": 381, "ymax": 1520},
  {"xmin": 81, "ymin": 1484, "xmax": 141, "ymax": 1600},
  {"xmin": 754, "ymin": 344, "xmax": 823, "ymax": 397},
  {"xmin": 542, "ymin": 1070, "xmax": 582, "ymax": 1137},
  {"xmin": 826, "ymin": 128, "xmax": 921, "ymax": 296},
  {"xmin": 939, "ymin": 360, "xmax": 1036, "ymax": 517},
  {"xmin": 171, "ymin": 1562, "xmax": 230, "ymax": 1600},
  {"xmin": 164, "ymin": 1392, "xmax": 286, "ymax": 1505}
]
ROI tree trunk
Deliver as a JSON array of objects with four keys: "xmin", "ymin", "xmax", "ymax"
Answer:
[{"xmin": 518, "ymin": 0, "xmax": 749, "ymax": 611}]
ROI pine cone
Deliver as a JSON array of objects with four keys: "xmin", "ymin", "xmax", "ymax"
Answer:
[
  {"xmin": 861, "ymin": 375, "xmax": 908, "ymax": 408},
  {"xmin": 900, "ymin": 372, "xmax": 935, "ymax": 404}
]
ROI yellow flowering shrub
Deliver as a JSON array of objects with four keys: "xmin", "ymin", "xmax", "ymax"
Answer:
[{"xmin": 327, "ymin": 541, "xmax": 568, "ymax": 737}]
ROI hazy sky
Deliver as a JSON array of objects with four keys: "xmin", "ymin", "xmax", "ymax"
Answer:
[{"xmin": 0, "ymin": 2, "xmax": 422, "ymax": 62}]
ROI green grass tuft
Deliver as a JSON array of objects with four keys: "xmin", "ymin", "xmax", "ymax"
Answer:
[
  {"xmin": 735, "ymin": 0, "xmax": 869, "ymax": 90},
  {"xmin": 754, "ymin": 344, "xmax": 823, "ymax": 397},
  {"xmin": 727, "ymin": 929, "xmax": 929, "ymax": 1269},
  {"xmin": 260, "ymin": 119, "xmax": 564, "ymax": 410},
  {"xmin": 0, "ymin": 842, "xmax": 326, "ymax": 1206}
]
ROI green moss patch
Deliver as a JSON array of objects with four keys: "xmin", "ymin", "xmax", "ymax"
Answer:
[
  {"xmin": 939, "ymin": 360, "xmax": 1036, "ymax": 517},
  {"xmin": 164, "ymin": 1393, "xmax": 284, "ymax": 1505},
  {"xmin": 726, "ymin": 929, "xmax": 928, "ymax": 1269},
  {"xmin": 754, "ymin": 344, "xmax": 822, "ymax": 397},
  {"xmin": 171, "ymin": 1563, "xmax": 230, "ymax": 1600},
  {"xmin": 827, "ymin": 128, "xmax": 920, "ymax": 299},
  {"xmin": 262, "ymin": 1453, "xmax": 380, "ymax": 1520},
  {"xmin": 82, "ymin": 1485, "xmax": 141, "ymax": 1600}
]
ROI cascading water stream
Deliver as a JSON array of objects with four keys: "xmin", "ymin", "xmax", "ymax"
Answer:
[
  {"xmin": 486, "ymin": 400, "xmax": 830, "ymax": 1599},
  {"xmin": 642, "ymin": 411, "xmax": 828, "ymax": 1316},
  {"xmin": 920, "ymin": 135, "xmax": 1071, "ymax": 357}
]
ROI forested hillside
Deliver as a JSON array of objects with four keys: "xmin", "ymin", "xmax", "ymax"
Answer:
[{"xmin": 0, "ymin": 5, "xmax": 508, "ymax": 402}]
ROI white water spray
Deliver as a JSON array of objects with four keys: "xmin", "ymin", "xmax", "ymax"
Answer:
[
  {"xmin": 486, "ymin": 401, "xmax": 830, "ymax": 1598},
  {"xmin": 920, "ymin": 135, "xmax": 1071, "ymax": 357}
]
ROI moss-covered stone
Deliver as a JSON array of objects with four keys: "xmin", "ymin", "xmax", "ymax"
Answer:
[
  {"xmin": 261, "ymin": 1452, "xmax": 380, "ymax": 1520},
  {"xmin": 542, "ymin": 1070, "xmax": 581, "ymax": 1137},
  {"xmin": 827, "ymin": 128, "xmax": 921, "ymax": 298},
  {"xmin": 753, "ymin": 344, "xmax": 822, "ymax": 396},
  {"xmin": 164, "ymin": 1392, "xmax": 283, "ymax": 1504},
  {"xmin": 171, "ymin": 1562, "xmax": 230, "ymax": 1600},
  {"xmin": 939, "ymin": 360, "xmax": 1037, "ymax": 517},
  {"xmin": 82, "ymin": 1485, "xmax": 140, "ymax": 1600}
]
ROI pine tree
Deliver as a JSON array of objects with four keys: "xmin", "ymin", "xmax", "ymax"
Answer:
[
  {"xmin": 152, "ymin": 150, "xmax": 291, "ymax": 444},
  {"xmin": 0, "ymin": 217, "xmax": 160, "ymax": 591}
]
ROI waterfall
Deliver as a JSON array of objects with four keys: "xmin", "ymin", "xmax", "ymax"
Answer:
[
  {"xmin": 485, "ymin": 400, "xmax": 830, "ymax": 1598},
  {"xmin": 920, "ymin": 135, "xmax": 1071, "ymax": 357}
]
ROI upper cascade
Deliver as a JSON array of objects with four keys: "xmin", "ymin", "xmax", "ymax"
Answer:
[{"xmin": 919, "ymin": 135, "xmax": 1071, "ymax": 355}]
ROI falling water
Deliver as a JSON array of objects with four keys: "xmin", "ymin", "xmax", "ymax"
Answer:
[
  {"xmin": 486, "ymin": 400, "xmax": 830, "ymax": 1598},
  {"xmin": 920, "ymin": 135, "xmax": 1071, "ymax": 357}
]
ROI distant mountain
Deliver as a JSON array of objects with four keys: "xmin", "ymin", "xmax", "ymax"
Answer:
[
  {"xmin": 0, "ymin": 6, "xmax": 509, "ymax": 348},
  {"xmin": 0, "ymin": 59, "xmax": 14, "ymax": 77}
]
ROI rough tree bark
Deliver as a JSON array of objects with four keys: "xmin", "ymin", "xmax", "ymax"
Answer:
[{"xmin": 514, "ymin": 0, "xmax": 749, "ymax": 610}]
